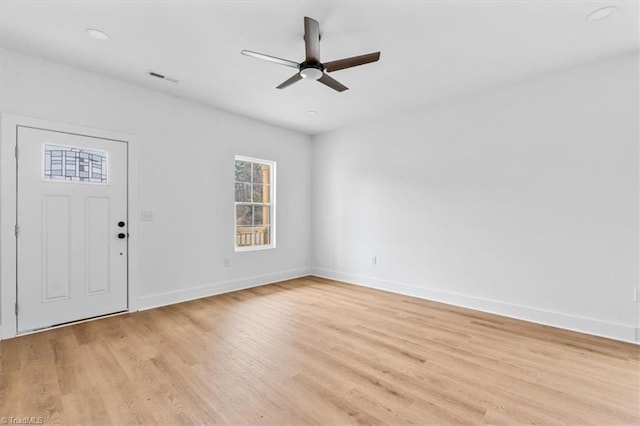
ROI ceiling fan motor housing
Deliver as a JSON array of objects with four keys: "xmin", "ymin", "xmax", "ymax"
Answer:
[{"xmin": 299, "ymin": 61, "xmax": 324, "ymax": 80}]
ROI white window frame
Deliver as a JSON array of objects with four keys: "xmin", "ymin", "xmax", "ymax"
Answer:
[{"xmin": 234, "ymin": 155, "xmax": 276, "ymax": 252}]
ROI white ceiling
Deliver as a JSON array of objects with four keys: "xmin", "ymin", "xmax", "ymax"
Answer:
[{"xmin": 1, "ymin": 1, "xmax": 638, "ymax": 135}]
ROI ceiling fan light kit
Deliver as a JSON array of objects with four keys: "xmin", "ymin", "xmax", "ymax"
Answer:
[
  {"xmin": 300, "ymin": 65, "xmax": 323, "ymax": 80},
  {"xmin": 241, "ymin": 16, "xmax": 381, "ymax": 92}
]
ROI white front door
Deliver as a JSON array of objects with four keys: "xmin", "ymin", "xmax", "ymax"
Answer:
[{"xmin": 16, "ymin": 126, "xmax": 128, "ymax": 332}]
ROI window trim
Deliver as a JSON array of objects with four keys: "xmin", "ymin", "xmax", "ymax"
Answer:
[{"xmin": 234, "ymin": 155, "xmax": 276, "ymax": 252}]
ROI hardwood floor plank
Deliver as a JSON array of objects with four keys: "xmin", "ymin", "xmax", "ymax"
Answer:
[{"xmin": 1, "ymin": 276, "xmax": 638, "ymax": 425}]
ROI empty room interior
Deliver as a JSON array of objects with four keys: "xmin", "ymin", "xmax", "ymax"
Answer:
[{"xmin": 0, "ymin": 0, "xmax": 639, "ymax": 424}]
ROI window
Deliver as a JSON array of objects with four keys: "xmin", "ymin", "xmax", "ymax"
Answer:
[
  {"xmin": 235, "ymin": 156, "xmax": 275, "ymax": 251},
  {"xmin": 43, "ymin": 144, "xmax": 108, "ymax": 184}
]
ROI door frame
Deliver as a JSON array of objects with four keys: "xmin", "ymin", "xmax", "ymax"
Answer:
[{"xmin": 0, "ymin": 113, "xmax": 140, "ymax": 339}]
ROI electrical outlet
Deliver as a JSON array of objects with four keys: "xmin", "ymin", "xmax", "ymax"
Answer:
[
  {"xmin": 634, "ymin": 288, "xmax": 640, "ymax": 303},
  {"xmin": 372, "ymin": 256, "xmax": 377, "ymax": 265},
  {"xmin": 224, "ymin": 259, "xmax": 231, "ymax": 268},
  {"xmin": 141, "ymin": 211, "xmax": 154, "ymax": 222}
]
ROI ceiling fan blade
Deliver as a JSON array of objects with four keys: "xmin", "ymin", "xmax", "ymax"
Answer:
[
  {"xmin": 241, "ymin": 50, "xmax": 299, "ymax": 69},
  {"xmin": 324, "ymin": 52, "xmax": 381, "ymax": 73},
  {"xmin": 304, "ymin": 17, "xmax": 321, "ymax": 62},
  {"xmin": 276, "ymin": 73, "xmax": 303, "ymax": 89},
  {"xmin": 318, "ymin": 73, "xmax": 348, "ymax": 92}
]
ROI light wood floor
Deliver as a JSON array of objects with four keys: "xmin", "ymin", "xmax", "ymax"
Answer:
[{"xmin": 1, "ymin": 276, "xmax": 638, "ymax": 425}]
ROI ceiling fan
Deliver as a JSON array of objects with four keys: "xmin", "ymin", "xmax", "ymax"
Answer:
[{"xmin": 241, "ymin": 17, "xmax": 381, "ymax": 92}]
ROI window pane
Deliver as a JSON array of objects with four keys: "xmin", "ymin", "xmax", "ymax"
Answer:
[
  {"xmin": 44, "ymin": 144, "xmax": 107, "ymax": 184},
  {"xmin": 235, "ymin": 225, "xmax": 270, "ymax": 247},
  {"xmin": 252, "ymin": 163, "xmax": 270, "ymax": 185},
  {"xmin": 252, "ymin": 184, "xmax": 269, "ymax": 203},
  {"xmin": 255, "ymin": 226, "xmax": 270, "ymax": 245},
  {"xmin": 235, "ymin": 182, "xmax": 251, "ymax": 202},
  {"xmin": 236, "ymin": 226, "xmax": 252, "ymax": 247},
  {"xmin": 235, "ymin": 160, "xmax": 252, "ymax": 183},
  {"xmin": 236, "ymin": 205, "xmax": 253, "ymax": 226},
  {"xmin": 253, "ymin": 206, "xmax": 270, "ymax": 226},
  {"xmin": 254, "ymin": 205, "xmax": 262, "ymax": 225}
]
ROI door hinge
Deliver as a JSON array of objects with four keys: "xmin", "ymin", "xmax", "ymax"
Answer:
[
  {"xmin": 14, "ymin": 224, "xmax": 18, "ymax": 237},
  {"xmin": 15, "ymin": 303, "xmax": 18, "ymax": 316},
  {"xmin": 14, "ymin": 145, "xmax": 18, "ymax": 159}
]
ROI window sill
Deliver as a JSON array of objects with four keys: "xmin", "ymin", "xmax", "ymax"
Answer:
[{"xmin": 235, "ymin": 244, "xmax": 276, "ymax": 253}]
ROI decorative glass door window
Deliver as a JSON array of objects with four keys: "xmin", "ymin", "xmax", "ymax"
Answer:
[
  {"xmin": 43, "ymin": 144, "xmax": 108, "ymax": 184},
  {"xmin": 234, "ymin": 156, "xmax": 275, "ymax": 250}
]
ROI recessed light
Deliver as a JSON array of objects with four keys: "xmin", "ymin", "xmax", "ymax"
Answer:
[
  {"xmin": 307, "ymin": 110, "xmax": 318, "ymax": 115},
  {"xmin": 85, "ymin": 28, "xmax": 111, "ymax": 41},
  {"xmin": 586, "ymin": 6, "xmax": 616, "ymax": 22}
]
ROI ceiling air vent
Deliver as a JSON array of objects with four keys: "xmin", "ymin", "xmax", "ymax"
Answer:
[{"xmin": 147, "ymin": 71, "xmax": 179, "ymax": 83}]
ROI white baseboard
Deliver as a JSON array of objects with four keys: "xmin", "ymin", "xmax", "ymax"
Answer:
[
  {"xmin": 311, "ymin": 267, "xmax": 638, "ymax": 344},
  {"xmin": 136, "ymin": 267, "xmax": 312, "ymax": 311}
]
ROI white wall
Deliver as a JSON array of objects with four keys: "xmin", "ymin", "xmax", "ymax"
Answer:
[
  {"xmin": 312, "ymin": 53, "xmax": 639, "ymax": 342},
  {"xmin": 2, "ymin": 48, "xmax": 637, "ymax": 343},
  {"xmin": 0, "ymin": 48, "xmax": 312, "ymax": 334}
]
